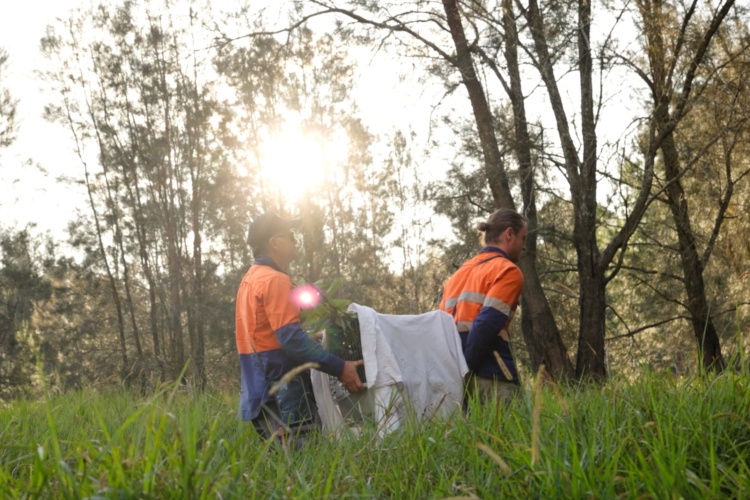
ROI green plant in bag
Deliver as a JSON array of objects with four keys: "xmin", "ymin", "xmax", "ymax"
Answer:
[{"xmin": 300, "ymin": 279, "xmax": 365, "ymax": 382}]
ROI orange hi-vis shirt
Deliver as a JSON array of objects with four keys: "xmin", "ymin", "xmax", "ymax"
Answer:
[
  {"xmin": 440, "ymin": 250, "xmax": 523, "ymax": 332},
  {"xmin": 235, "ymin": 258, "xmax": 345, "ymax": 421},
  {"xmin": 440, "ymin": 247, "xmax": 524, "ymax": 380},
  {"xmin": 236, "ymin": 264, "xmax": 300, "ymax": 354}
]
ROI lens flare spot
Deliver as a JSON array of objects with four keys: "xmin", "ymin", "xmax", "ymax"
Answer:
[{"xmin": 292, "ymin": 284, "xmax": 321, "ymax": 309}]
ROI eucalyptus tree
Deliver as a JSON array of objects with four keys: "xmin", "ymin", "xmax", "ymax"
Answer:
[
  {"xmin": 610, "ymin": 2, "xmax": 750, "ymax": 372},
  {"xmin": 214, "ymin": 21, "xmax": 398, "ymax": 313},
  {"xmin": 279, "ymin": 0, "xmax": 740, "ymax": 381},
  {"xmin": 281, "ymin": 0, "xmax": 574, "ymax": 379},
  {"xmin": 41, "ymin": 1, "xmax": 241, "ymax": 386}
]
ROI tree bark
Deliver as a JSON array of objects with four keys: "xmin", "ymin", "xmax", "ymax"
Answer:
[
  {"xmin": 524, "ymin": 0, "xmax": 608, "ymax": 380},
  {"xmin": 659, "ymin": 116, "xmax": 725, "ymax": 372},
  {"xmin": 442, "ymin": 0, "xmax": 515, "ymax": 210},
  {"xmin": 83, "ymin": 160, "xmax": 129, "ymax": 370},
  {"xmin": 574, "ymin": 0, "xmax": 608, "ymax": 381},
  {"xmin": 502, "ymin": 0, "xmax": 573, "ymax": 380},
  {"xmin": 635, "ymin": 0, "xmax": 731, "ymax": 373}
]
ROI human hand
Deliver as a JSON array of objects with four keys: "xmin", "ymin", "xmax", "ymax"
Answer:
[{"xmin": 338, "ymin": 359, "xmax": 365, "ymax": 393}]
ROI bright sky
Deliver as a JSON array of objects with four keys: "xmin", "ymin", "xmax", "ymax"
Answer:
[
  {"xmin": 0, "ymin": 0, "xmax": 85, "ymax": 238},
  {"xmin": 0, "ymin": 0, "xmax": 642, "ymax": 251},
  {"xmin": 0, "ymin": 0, "xmax": 443, "ymax": 243}
]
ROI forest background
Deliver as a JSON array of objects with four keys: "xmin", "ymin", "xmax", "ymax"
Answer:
[{"xmin": 1, "ymin": 0, "xmax": 749, "ymax": 400}]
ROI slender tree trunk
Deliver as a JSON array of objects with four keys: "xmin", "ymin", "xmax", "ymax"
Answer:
[
  {"xmin": 90, "ymin": 81, "xmax": 146, "ymax": 364},
  {"xmin": 152, "ymin": 28, "xmax": 186, "ymax": 382},
  {"xmin": 189, "ymin": 162, "xmax": 206, "ymax": 389},
  {"xmin": 574, "ymin": 0, "xmax": 608, "ymax": 380},
  {"xmin": 122, "ymin": 80, "xmax": 166, "ymax": 381},
  {"xmin": 636, "ymin": 0, "xmax": 730, "ymax": 373},
  {"xmin": 502, "ymin": 0, "xmax": 574, "ymax": 380},
  {"xmin": 442, "ymin": 0, "xmax": 514, "ymax": 210},
  {"xmin": 105, "ymin": 176, "xmax": 144, "ymax": 360},
  {"xmin": 131, "ymin": 171, "xmax": 164, "ymax": 379},
  {"xmin": 83, "ymin": 163, "xmax": 129, "ymax": 370},
  {"xmin": 114, "ymin": 203, "xmax": 143, "ymax": 359},
  {"xmin": 166, "ymin": 208, "xmax": 185, "ymax": 379},
  {"xmin": 659, "ymin": 115, "xmax": 724, "ymax": 372},
  {"xmin": 442, "ymin": 0, "xmax": 574, "ymax": 378}
]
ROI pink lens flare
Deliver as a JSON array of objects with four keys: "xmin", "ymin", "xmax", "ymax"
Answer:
[{"xmin": 292, "ymin": 284, "xmax": 322, "ymax": 309}]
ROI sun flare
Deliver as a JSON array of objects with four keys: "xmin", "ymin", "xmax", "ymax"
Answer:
[{"xmin": 260, "ymin": 126, "xmax": 348, "ymax": 201}]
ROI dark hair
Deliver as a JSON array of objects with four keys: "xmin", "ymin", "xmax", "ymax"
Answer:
[
  {"xmin": 477, "ymin": 208, "xmax": 527, "ymax": 244},
  {"xmin": 250, "ymin": 241, "xmax": 268, "ymax": 258}
]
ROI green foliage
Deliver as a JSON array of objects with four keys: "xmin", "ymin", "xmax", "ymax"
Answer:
[
  {"xmin": 299, "ymin": 279, "xmax": 347, "ymax": 330},
  {"xmin": 5, "ymin": 0, "xmax": 746, "ymax": 394},
  {"xmin": 300, "ymin": 279, "xmax": 363, "ymax": 367},
  {"xmin": 1, "ymin": 372, "xmax": 749, "ymax": 497},
  {"xmin": 0, "ymin": 228, "xmax": 54, "ymax": 399},
  {"xmin": 0, "ymin": 47, "xmax": 16, "ymax": 149}
]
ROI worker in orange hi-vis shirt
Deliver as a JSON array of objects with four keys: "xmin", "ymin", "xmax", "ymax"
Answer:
[
  {"xmin": 440, "ymin": 208, "xmax": 528, "ymax": 406},
  {"xmin": 236, "ymin": 213, "xmax": 364, "ymax": 446}
]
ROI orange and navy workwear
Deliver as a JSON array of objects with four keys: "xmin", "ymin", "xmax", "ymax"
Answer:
[
  {"xmin": 440, "ymin": 247, "xmax": 524, "ymax": 382},
  {"xmin": 236, "ymin": 256, "xmax": 344, "ymax": 421}
]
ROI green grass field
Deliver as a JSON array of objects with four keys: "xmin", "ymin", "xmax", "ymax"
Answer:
[{"xmin": 1, "ymin": 371, "xmax": 749, "ymax": 498}]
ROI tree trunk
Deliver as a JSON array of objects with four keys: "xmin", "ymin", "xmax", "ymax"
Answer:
[
  {"xmin": 442, "ymin": 0, "xmax": 515, "ymax": 210},
  {"xmin": 106, "ymin": 176, "xmax": 144, "ymax": 360},
  {"xmin": 637, "ymin": 0, "xmax": 729, "ymax": 373},
  {"xmin": 166, "ymin": 213, "xmax": 185, "ymax": 380},
  {"xmin": 91, "ymin": 111, "xmax": 145, "ymax": 363},
  {"xmin": 132, "ymin": 177, "xmax": 164, "ymax": 379},
  {"xmin": 502, "ymin": 0, "xmax": 573, "ymax": 380},
  {"xmin": 575, "ymin": 256, "xmax": 608, "ymax": 381},
  {"xmin": 525, "ymin": 0, "xmax": 608, "ymax": 380},
  {"xmin": 83, "ymin": 161, "xmax": 129, "ymax": 370},
  {"xmin": 519, "ymin": 254, "xmax": 575, "ymax": 379},
  {"xmin": 574, "ymin": 0, "xmax": 607, "ymax": 380},
  {"xmin": 189, "ymin": 162, "xmax": 206, "ymax": 389},
  {"xmin": 659, "ymin": 116, "xmax": 725, "ymax": 372}
]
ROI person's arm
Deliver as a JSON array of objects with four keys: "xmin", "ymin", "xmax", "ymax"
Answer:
[
  {"xmin": 274, "ymin": 322, "xmax": 344, "ymax": 376},
  {"xmin": 265, "ymin": 274, "xmax": 364, "ymax": 392},
  {"xmin": 464, "ymin": 267, "xmax": 523, "ymax": 371},
  {"xmin": 463, "ymin": 308, "xmax": 509, "ymax": 371},
  {"xmin": 275, "ymin": 324, "xmax": 364, "ymax": 392}
]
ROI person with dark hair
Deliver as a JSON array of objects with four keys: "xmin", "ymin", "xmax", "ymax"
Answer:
[
  {"xmin": 440, "ymin": 208, "xmax": 528, "ymax": 404},
  {"xmin": 236, "ymin": 212, "xmax": 364, "ymax": 446}
]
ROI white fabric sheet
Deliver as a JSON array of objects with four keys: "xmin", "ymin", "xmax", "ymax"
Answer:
[{"xmin": 312, "ymin": 304, "xmax": 468, "ymax": 437}]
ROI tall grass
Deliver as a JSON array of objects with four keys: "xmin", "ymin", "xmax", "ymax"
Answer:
[{"xmin": 1, "ymin": 371, "xmax": 749, "ymax": 498}]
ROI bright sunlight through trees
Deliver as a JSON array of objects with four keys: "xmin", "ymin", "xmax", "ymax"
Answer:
[{"xmin": 260, "ymin": 126, "xmax": 349, "ymax": 201}]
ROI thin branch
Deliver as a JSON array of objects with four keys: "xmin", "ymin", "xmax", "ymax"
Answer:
[
  {"xmin": 672, "ymin": 0, "xmax": 736, "ymax": 121},
  {"xmin": 618, "ymin": 264, "xmax": 684, "ymax": 283},
  {"xmin": 307, "ymin": 1, "xmax": 455, "ymax": 63},
  {"xmin": 606, "ymin": 315, "xmax": 690, "ymax": 341},
  {"xmin": 628, "ymin": 272, "xmax": 687, "ymax": 309},
  {"xmin": 611, "ymin": 53, "xmax": 655, "ymax": 93},
  {"xmin": 702, "ymin": 117, "xmax": 749, "ymax": 266},
  {"xmin": 470, "ymin": 44, "xmax": 511, "ymax": 95}
]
